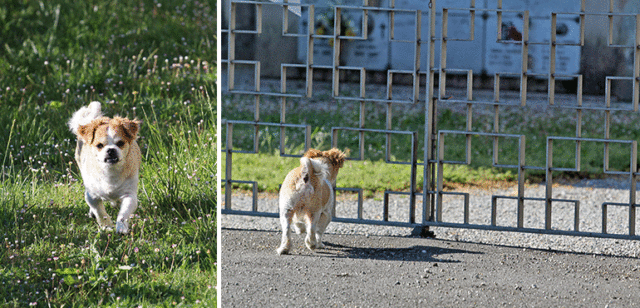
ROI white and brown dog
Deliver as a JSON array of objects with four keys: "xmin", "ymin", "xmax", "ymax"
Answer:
[
  {"xmin": 276, "ymin": 148, "xmax": 345, "ymax": 255},
  {"xmin": 68, "ymin": 102, "xmax": 142, "ymax": 234}
]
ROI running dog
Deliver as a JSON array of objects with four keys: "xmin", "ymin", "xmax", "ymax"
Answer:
[
  {"xmin": 276, "ymin": 148, "xmax": 345, "ymax": 255},
  {"xmin": 68, "ymin": 102, "xmax": 142, "ymax": 234}
]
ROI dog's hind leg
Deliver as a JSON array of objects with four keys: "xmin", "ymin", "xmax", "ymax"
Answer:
[
  {"xmin": 314, "ymin": 180, "xmax": 334, "ymax": 249},
  {"xmin": 276, "ymin": 209, "xmax": 294, "ymax": 255},
  {"xmin": 314, "ymin": 211, "xmax": 331, "ymax": 249},
  {"xmin": 304, "ymin": 211, "xmax": 321, "ymax": 250}
]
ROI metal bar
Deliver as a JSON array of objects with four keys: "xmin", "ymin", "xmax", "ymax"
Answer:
[
  {"xmin": 520, "ymin": 10, "xmax": 529, "ymax": 107},
  {"xmin": 410, "ymin": 131, "xmax": 418, "ymax": 224},
  {"xmin": 440, "ymin": 8, "xmax": 448, "ymax": 100},
  {"xmin": 549, "ymin": 13, "xmax": 557, "ymax": 105},
  {"xmin": 630, "ymin": 141, "xmax": 638, "ymax": 236},
  {"xmin": 423, "ymin": 0, "xmax": 437, "ymax": 225},
  {"xmin": 225, "ymin": 122, "xmax": 234, "ymax": 210},
  {"xmin": 280, "ymin": 66, "xmax": 287, "ymax": 156},
  {"xmin": 413, "ymin": 10, "xmax": 421, "ymax": 104},
  {"xmin": 306, "ymin": 5, "xmax": 314, "ymax": 97},
  {"xmin": 332, "ymin": 7, "xmax": 342, "ymax": 97},
  {"xmin": 436, "ymin": 132, "xmax": 445, "ymax": 222},
  {"xmin": 517, "ymin": 135, "xmax": 525, "ymax": 228},
  {"xmin": 545, "ymin": 138, "xmax": 553, "ymax": 230},
  {"xmin": 466, "ymin": 103, "xmax": 472, "ymax": 164},
  {"xmin": 635, "ymin": 14, "xmax": 640, "ymax": 111},
  {"xmin": 228, "ymin": 2, "xmax": 237, "ymax": 90}
]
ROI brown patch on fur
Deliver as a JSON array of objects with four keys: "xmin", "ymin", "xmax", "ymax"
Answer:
[
  {"xmin": 77, "ymin": 117, "xmax": 109, "ymax": 144},
  {"xmin": 304, "ymin": 148, "xmax": 345, "ymax": 167},
  {"xmin": 77, "ymin": 117, "xmax": 141, "ymax": 145},
  {"xmin": 303, "ymin": 148, "xmax": 346, "ymax": 184},
  {"xmin": 109, "ymin": 117, "xmax": 141, "ymax": 142}
]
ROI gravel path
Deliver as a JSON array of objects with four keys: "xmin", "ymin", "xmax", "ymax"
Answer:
[
  {"xmin": 221, "ymin": 182, "xmax": 640, "ymax": 307},
  {"xmin": 223, "ymin": 179, "xmax": 640, "ymax": 257}
]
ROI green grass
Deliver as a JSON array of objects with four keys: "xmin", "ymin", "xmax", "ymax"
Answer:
[
  {"xmin": 222, "ymin": 84, "xmax": 640, "ymax": 194},
  {"xmin": 222, "ymin": 153, "xmax": 516, "ymax": 197},
  {"xmin": 0, "ymin": 0, "xmax": 216, "ymax": 306}
]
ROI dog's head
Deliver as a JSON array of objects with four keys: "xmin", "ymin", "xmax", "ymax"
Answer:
[
  {"xmin": 303, "ymin": 148, "xmax": 346, "ymax": 184},
  {"xmin": 77, "ymin": 116, "xmax": 141, "ymax": 166}
]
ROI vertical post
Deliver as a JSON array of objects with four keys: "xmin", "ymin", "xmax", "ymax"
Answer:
[
  {"xmin": 436, "ymin": 132, "xmax": 444, "ymax": 222},
  {"xmin": 225, "ymin": 122, "xmax": 234, "ymax": 210},
  {"xmin": 280, "ymin": 66, "xmax": 287, "ymax": 156},
  {"xmin": 520, "ymin": 10, "xmax": 529, "ymax": 106},
  {"xmin": 630, "ymin": 141, "xmax": 637, "ymax": 236},
  {"xmin": 549, "ymin": 13, "xmax": 557, "ymax": 105},
  {"xmin": 497, "ymin": 0, "xmax": 502, "ymax": 39},
  {"xmin": 332, "ymin": 7, "xmax": 342, "ymax": 97},
  {"xmin": 423, "ymin": 2, "xmax": 437, "ymax": 225},
  {"xmin": 306, "ymin": 6, "xmax": 315, "ymax": 97},
  {"xmin": 228, "ymin": 2, "xmax": 237, "ymax": 90},
  {"xmin": 493, "ymin": 104, "xmax": 499, "ymax": 166},
  {"xmin": 386, "ymin": 103, "xmax": 392, "ymax": 161},
  {"xmin": 253, "ymin": 65, "xmax": 261, "ymax": 153},
  {"xmin": 413, "ymin": 10, "xmax": 422, "ymax": 103},
  {"xmin": 440, "ymin": 9, "xmax": 448, "ymax": 99},
  {"xmin": 608, "ymin": 0, "xmax": 613, "ymax": 46},
  {"xmin": 466, "ymin": 104, "xmax": 472, "ymax": 164},
  {"xmin": 545, "ymin": 138, "xmax": 553, "ymax": 229},
  {"xmin": 517, "ymin": 136, "xmax": 526, "ymax": 228},
  {"xmin": 409, "ymin": 131, "xmax": 418, "ymax": 224},
  {"xmin": 634, "ymin": 14, "xmax": 640, "ymax": 111},
  {"xmin": 579, "ymin": 0, "xmax": 586, "ymax": 46},
  {"xmin": 360, "ymin": 69, "xmax": 366, "ymax": 161}
]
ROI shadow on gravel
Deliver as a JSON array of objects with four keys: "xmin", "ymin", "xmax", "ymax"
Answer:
[{"xmin": 318, "ymin": 242, "xmax": 483, "ymax": 263}]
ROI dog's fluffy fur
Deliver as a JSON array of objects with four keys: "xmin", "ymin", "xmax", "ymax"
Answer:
[
  {"xmin": 68, "ymin": 102, "xmax": 142, "ymax": 234},
  {"xmin": 276, "ymin": 148, "xmax": 346, "ymax": 255}
]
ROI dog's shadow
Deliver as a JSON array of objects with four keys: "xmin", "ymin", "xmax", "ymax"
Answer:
[{"xmin": 315, "ymin": 241, "xmax": 481, "ymax": 263}]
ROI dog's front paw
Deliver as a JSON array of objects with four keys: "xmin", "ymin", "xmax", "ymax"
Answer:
[
  {"xmin": 304, "ymin": 236, "xmax": 317, "ymax": 251},
  {"xmin": 276, "ymin": 246, "xmax": 289, "ymax": 255},
  {"xmin": 99, "ymin": 219, "xmax": 115, "ymax": 231},
  {"xmin": 115, "ymin": 221, "xmax": 129, "ymax": 234}
]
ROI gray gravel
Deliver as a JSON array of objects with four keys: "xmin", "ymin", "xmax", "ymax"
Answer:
[
  {"xmin": 221, "ymin": 182, "xmax": 640, "ymax": 307},
  {"xmin": 223, "ymin": 179, "xmax": 640, "ymax": 258}
]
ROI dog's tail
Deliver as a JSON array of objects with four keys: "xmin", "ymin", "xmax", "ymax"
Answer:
[
  {"xmin": 300, "ymin": 156, "xmax": 330, "ymax": 182},
  {"xmin": 68, "ymin": 101, "xmax": 103, "ymax": 135}
]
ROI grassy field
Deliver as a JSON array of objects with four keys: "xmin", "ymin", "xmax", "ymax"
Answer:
[{"xmin": 1, "ymin": 0, "xmax": 216, "ymax": 306}]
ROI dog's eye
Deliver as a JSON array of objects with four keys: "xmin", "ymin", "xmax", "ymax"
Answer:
[
  {"xmin": 96, "ymin": 143, "xmax": 104, "ymax": 149},
  {"xmin": 116, "ymin": 141, "xmax": 125, "ymax": 147}
]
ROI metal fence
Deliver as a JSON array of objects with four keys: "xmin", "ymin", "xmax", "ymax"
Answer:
[{"xmin": 221, "ymin": 0, "xmax": 640, "ymax": 240}]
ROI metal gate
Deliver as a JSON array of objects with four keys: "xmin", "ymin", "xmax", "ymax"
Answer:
[{"xmin": 221, "ymin": 0, "xmax": 640, "ymax": 240}]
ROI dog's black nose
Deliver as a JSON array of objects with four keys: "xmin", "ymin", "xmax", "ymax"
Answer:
[{"xmin": 105, "ymin": 148, "xmax": 119, "ymax": 163}]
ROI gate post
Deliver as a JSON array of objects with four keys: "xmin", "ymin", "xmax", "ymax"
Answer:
[{"xmin": 417, "ymin": 1, "xmax": 437, "ymax": 238}]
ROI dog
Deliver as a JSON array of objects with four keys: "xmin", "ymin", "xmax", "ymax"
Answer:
[
  {"xmin": 276, "ymin": 148, "xmax": 345, "ymax": 255},
  {"xmin": 68, "ymin": 101, "xmax": 142, "ymax": 234}
]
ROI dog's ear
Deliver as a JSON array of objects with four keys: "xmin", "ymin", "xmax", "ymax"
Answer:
[
  {"xmin": 325, "ymin": 148, "xmax": 346, "ymax": 168},
  {"xmin": 114, "ymin": 117, "xmax": 142, "ymax": 141},
  {"xmin": 303, "ymin": 148, "xmax": 323, "ymax": 159},
  {"xmin": 77, "ymin": 118, "xmax": 108, "ymax": 144}
]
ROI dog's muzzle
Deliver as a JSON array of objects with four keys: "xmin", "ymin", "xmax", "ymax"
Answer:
[{"xmin": 104, "ymin": 148, "xmax": 119, "ymax": 164}]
